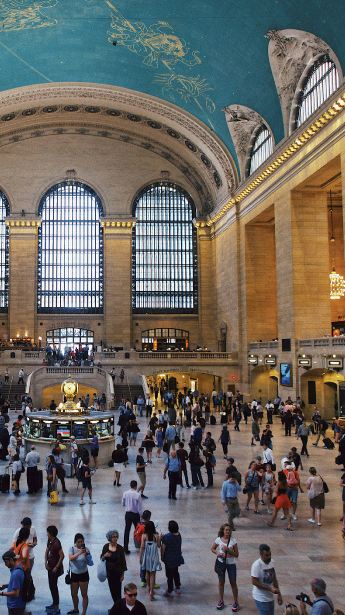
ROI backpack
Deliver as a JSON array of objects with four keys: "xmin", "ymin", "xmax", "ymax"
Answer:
[
  {"xmin": 133, "ymin": 522, "xmax": 145, "ymax": 548},
  {"xmin": 77, "ymin": 445, "xmax": 89, "ymax": 461},
  {"xmin": 210, "ymin": 455, "xmax": 216, "ymax": 467},
  {"xmin": 286, "ymin": 470, "xmax": 298, "ymax": 488},
  {"xmin": 19, "ymin": 566, "xmax": 35, "ymax": 602}
]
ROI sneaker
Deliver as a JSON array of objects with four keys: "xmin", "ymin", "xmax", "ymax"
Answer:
[
  {"xmin": 317, "ymin": 522, "xmax": 322, "ymax": 526},
  {"xmin": 67, "ymin": 610, "xmax": 79, "ymax": 614},
  {"xmin": 141, "ymin": 494, "xmax": 148, "ymax": 499},
  {"xmin": 201, "ymin": 486, "xmax": 207, "ymax": 489},
  {"xmin": 45, "ymin": 605, "xmax": 54, "ymax": 610},
  {"xmin": 254, "ymin": 510, "xmax": 261, "ymax": 515},
  {"xmin": 245, "ymin": 505, "xmax": 249, "ymax": 511},
  {"xmin": 292, "ymin": 515, "xmax": 297, "ymax": 521},
  {"xmin": 89, "ymin": 500, "xmax": 97, "ymax": 504},
  {"xmin": 154, "ymin": 583, "xmax": 160, "ymax": 589},
  {"xmin": 141, "ymin": 582, "xmax": 147, "ymax": 587},
  {"xmin": 260, "ymin": 500, "xmax": 265, "ymax": 505},
  {"xmin": 164, "ymin": 591, "xmax": 173, "ymax": 598},
  {"xmin": 281, "ymin": 515, "xmax": 286, "ymax": 520},
  {"xmin": 175, "ymin": 588, "xmax": 182, "ymax": 594},
  {"xmin": 192, "ymin": 486, "xmax": 197, "ymax": 490},
  {"xmin": 308, "ymin": 518, "xmax": 315, "ymax": 524},
  {"xmin": 312, "ymin": 444, "xmax": 317, "ymax": 447},
  {"xmin": 267, "ymin": 508, "xmax": 271, "ymax": 514},
  {"xmin": 79, "ymin": 501, "xmax": 85, "ymax": 506},
  {"xmin": 232, "ymin": 603, "xmax": 239, "ymax": 612},
  {"xmin": 217, "ymin": 601, "xmax": 225, "ymax": 610}
]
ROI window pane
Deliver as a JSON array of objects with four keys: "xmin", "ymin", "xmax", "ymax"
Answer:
[
  {"xmin": 37, "ymin": 182, "xmax": 103, "ymax": 314},
  {"xmin": 296, "ymin": 56, "xmax": 340, "ymax": 128},
  {"xmin": 0, "ymin": 192, "xmax": 9, "ymax": 311},
  {"xmin": 249, "ymin": 126, "xmax": 273, "ymax": 175},
  {"xmin": 132, "ymin": 183, "xmax": 198, "ymax": 313}
]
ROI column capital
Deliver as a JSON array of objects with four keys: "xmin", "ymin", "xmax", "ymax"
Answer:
[
  {"xmin": 100, "ymin": 216, "xmax": 136, "ymax": 236},
  {"xmin": 6, "ymin": 216, "xmax": 41, "ymax": 230}
]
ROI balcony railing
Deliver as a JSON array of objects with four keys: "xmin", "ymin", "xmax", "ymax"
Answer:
[
  {"xmin": 298, "ymin": 337, "xmax": 345, "ymax": 349},
  {"xmin": 249, "ymin": 341, "xmax": 279, "ymax": 351}
]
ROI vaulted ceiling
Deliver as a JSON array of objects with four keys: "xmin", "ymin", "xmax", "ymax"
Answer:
[{"xmin": 0, "ymin": 0, "xmax": 343, "ymax": 172}]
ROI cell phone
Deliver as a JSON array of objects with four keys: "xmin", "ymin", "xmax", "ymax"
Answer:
[
  {"xmin": 81, "ymin": 544, "xmax": 85, "ymax": 550},
  {"xmin": 0, "ymin": 585, "xmax": 8, "ymax": 590}
]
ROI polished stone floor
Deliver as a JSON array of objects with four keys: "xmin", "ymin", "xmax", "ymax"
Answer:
[{"xmin": 0, "ymin": 406, "xmax": 344, "ymax": 615}]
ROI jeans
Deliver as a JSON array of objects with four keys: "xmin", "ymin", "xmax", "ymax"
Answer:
[
  {"xmin": 181, "ymin": 466, "xmax": 190, "ymax": 487},
  {"xmin": 106, "ymin": 567, "xmax": 122, "ymax": 604},
  {"xmin": 48, "ymin": 569, "xmax": 60, "ymax": 606},
  {"xmin": 124, "ymin": 511, "xmax": 140, "ymax": 550},
  {"xmin": 165, "ymin": 565, "xmax": 180, "ymax": 593},
  {"xmin": 206, "ymin": 464, "xmax": 213, "ymax": 486},
  {"xmin": 300, "ymin": 435, "xmax": 309, "ymax": 456},
  {"xmin": 191, "ymin": 466, "xmax": 204, "ymax": 487},
  {"xmin": 225, "ymin": 496, "xmax": 240, "ymax": 528},
  {"xmin": 254, "ymin": 600, "xmax": 275, "ymax": 615},
  {"xmin": 221, "ymin": 442, "xmax": 228, "ymax": 456},
  {"xmin": 140, "ymin": 566, "xmax": 146, "ymax": 583},
  {"xmin": 168, "ymin": 471, "xmax": 179, "ymax": 498}
]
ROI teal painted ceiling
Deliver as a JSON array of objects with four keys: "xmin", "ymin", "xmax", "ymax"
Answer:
[{"xmin": 0, "ymin": 0, "xmax": 343, "ymax": 165}]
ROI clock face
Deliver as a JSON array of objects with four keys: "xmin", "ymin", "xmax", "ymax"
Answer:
[{"xmin": 64, "ymin": 382, "xmax": 75, "ymax": 395}]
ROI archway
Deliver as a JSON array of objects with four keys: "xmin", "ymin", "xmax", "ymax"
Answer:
[
  {"xmin": 300, "ymin": 368, "xmax": 344, "ymax": 420},
  {"xmin": 249, "ymin": 366, "xmax": 279, "ymax": 404}
]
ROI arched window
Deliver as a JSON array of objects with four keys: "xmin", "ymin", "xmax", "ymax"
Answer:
[
  {"xmin": 0, "ymin": 191, "xmax": 9, "ymax": 312},
  {"xmin": 296, "ymin": 55, "xmax": 340, "ymax": 128},
  {"xmin": 37, "ymin": 181, "xmax": 103, "ymax": 313},
  {"xmin": 249, "ymin": 126, "xmax": 274, "ymax": 176},
  {"xmin": 132, "ymin": 182, "xmax": 198, "ymax": 313}
]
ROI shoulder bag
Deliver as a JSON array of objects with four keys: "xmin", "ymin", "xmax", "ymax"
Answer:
[
  {"xmin": 243, "ymin": 471, "xmax": 255, "ymax": 495},
  {"xmin": 214, "ymin": 538, "xmax": 230, "ymax": 575},
  {"xmin": 65, "ymin": 552, "xmax": 72, "ymax": 585},
  {"xmin": 319, "ymin": 474, "xmax": 329, "ymax": 494}
]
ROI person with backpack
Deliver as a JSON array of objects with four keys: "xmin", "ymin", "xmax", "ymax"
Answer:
[
  {"xmin": 1, "ymin": 550, "xmax": 26, "ymax": 615},
  {"xmin": 9, "ymin": 528, "xmax": 30, "ymax": 572}
]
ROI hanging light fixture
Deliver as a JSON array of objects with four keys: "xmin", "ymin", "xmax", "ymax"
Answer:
[{"xmin": 329, "ymin": 189, "xmax": 345, "ymax": 299}]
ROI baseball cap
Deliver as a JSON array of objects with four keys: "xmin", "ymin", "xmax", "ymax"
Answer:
[
  {"xmin": 2, "ymin": 550, "xmax": 16, "ymax": 561},
  {"xmin": 285, "ymin": 465, "xmax": 293, "ymax": 470},
  {"xmin": 21, "ymin": 517, "xmax": 31, "ymax": 526},
  {"xmin": 256, "ymin": 456, "xmax": 262, "ymax": 460},
  {"xmin": 227, "ymin": 457, "xmax": 235, "ymax": 463}
]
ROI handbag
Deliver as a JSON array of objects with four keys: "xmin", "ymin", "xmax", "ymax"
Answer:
[
  {"xmin": 243, "ymin": 470, "xmax": 255, "ymax": 494},
  {"xmin": 11, "ymin": 479, "xmax": 18, "ymax": 491},
  {"xmin": 319, "ymin": 474, "xmax": 329, "ymax": 494},
  {"xmin": 174, "ymin": 434, "xmax": 180, "ymax": 444},
  {"xmin": 335, "ymin": 455, "xmax": 342, "ymax": 465},
  {"xmin": 270, "ymin": 496, "xmax": 277, "ymax": 505},
  {"xmin": 50, "ymin": 490, "xmax": 59, "ymax": 504},
  {"xmin": 97, "ymin": 558, "xmax": 107, "ymax": 582},
  {"xmin": 214, "ymin": 538, "xmax": 230, "ymax": 575},
  {"xmin": 180, "ymin": 554, "xmax": 185, "ymax": 565},
  {"xmin": 65, "ymin": 561, "xmax": 71, "ymax": 585}
]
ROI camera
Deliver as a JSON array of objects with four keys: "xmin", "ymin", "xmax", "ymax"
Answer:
[{"xmin": 296, "ymin": 593, "xmax": 308, "ymax": 602}]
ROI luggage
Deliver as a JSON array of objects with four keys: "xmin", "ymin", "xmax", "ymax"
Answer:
[
  {"xmin": 37, "ymin": 469, "xmax": 43, "ymax": 490},
  {"xmin": 322, "ymin": 437, "xmax": 334, "ymax": 450},
  {"xmin": 62, "ymin": 463, "xmax": 73, "ymax": 478},
  {"xmin": 50, "ymin": 490, "xmax": 59, "ymax": 504},
  {"xmin": 210, "ymin": 415, "xmax": 216, "ymax": 425},
  {"xmin": 0, "ymin": 471, "xmax": 10, "ymax": 493},
  {"xmin": 220, "ymin": 413, "xmax": 227, "ymax": 424}
]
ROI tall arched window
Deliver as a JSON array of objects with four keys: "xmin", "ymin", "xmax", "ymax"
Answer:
[
  {"xmin": 132, "ymin": 182, "xmax": 198, "ymax": 313},
  {"xmin": 296, "ymin": 55, "xmax": 340, "ymax": 128},
  {"xmin": 0, "ymin": 191, "xmax": 9, "ymax": 312},
  {"xmin": 37, "ymin": 181, "xmax": 104, "ymax": 313},
  {"xmin": 249, "ymin": 126, "xmax": 274, "ymax": 176}
]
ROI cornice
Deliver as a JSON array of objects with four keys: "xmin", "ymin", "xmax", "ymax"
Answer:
[
  {"xmin": 0, "ymin": 83, "xmax": 237, "ymax": 194},
  {"xmin": 206, "ymin": 89, "xmax": 345, "ymax": 226}
]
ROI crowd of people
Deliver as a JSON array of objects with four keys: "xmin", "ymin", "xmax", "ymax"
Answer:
[{"xmin": 0, "ymin": 385, "xmax": 345, "ymax": 615}]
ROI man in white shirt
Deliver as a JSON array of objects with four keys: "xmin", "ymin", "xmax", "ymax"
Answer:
[
  {"xmin": 262, "ymin": 444, "xmax": 275, "ymax": 467},
  {"xmin": 281, "ymin": 453, "xmax": 295, "ymax": 470},
  {"xmin": 25, "ymin": 445, "xmax": 40, "ymax": 493},
  {"xmin": 251, "ymin": 544, "xmax": 282, "ymax": 615},
  {"xmin": 13, "ymin": 517, "xmax": 37, "ymax": 570}
]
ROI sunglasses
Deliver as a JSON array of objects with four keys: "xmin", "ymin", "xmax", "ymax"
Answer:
[{"xmin": 126, "ymin": 593, "xmax": 137, "ymax": 597}]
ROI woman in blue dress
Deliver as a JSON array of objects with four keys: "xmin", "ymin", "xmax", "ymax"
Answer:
[
  {"xmin": 139, "ymin": 521, "xmax": 161, "ymax": 600},
  {"xmin": 155, "ymin": 426, "xmax": 164, "ymax": 458}
]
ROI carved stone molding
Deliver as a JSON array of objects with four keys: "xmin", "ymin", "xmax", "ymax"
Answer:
[
  {"xmin": 266, "ymin": 29, "xmax": 343, "ymax": 136},
  {"xmin": 0, "ymin": 83, "xmax": 238, "ymax": 195},
  {"xmin": 222, "ymin": 105, "xmax": 274, "ymax": 181}
]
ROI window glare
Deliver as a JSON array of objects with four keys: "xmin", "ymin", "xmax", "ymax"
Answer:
[
  {"xmin": 37, "ymin": 182, "xmax": 104, "ymax": 314},
  {"xmin": 132, "ymin": 183, "xmax": 198, "ymax": 313},
  {"xmin": 297, "ymin": 56, "xmax": 340, "ymax": 127},
  {"xmin": 249, "ymin": 127, "xmax": 273, "ymax": 175}
]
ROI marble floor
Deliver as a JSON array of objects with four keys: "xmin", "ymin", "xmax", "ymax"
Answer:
[{"xmin": 0, "ymin": 406, "xmax": 344, "ymax": 615}]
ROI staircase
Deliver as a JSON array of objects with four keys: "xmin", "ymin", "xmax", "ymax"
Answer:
[
  {"xmin": 114, "ymin": 383, "xmax": 145, "ymax": 409},
  {"xmin": 2, "ymin": 381, "xmax": 26, "ymax": 411}
]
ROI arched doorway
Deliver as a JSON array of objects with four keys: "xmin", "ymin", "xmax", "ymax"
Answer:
[
  {"xmin": 250, "ymin": 366, "xmax": 279, "ymax": 404},
  {"xmin": 300, "ymin": 368, "xmax": 344, "ymax": 420}
]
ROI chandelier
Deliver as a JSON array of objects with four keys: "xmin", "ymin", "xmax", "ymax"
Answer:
[{"xmin": 329, "ymin": 190, "xmax": 345, "ymax": 299}]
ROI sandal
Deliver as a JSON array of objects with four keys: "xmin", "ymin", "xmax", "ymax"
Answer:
[{"xmin": 285, "ymin": 527, "xmax": 293, "ymax": 531}]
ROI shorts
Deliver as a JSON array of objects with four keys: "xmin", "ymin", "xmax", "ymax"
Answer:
[
  {"xmin": 114, "ymin": 463, "xmax": 123, "ymax": 471},
  {"xmin": 130, "ymin": 432, "xmax": 137, "ymax": 439},
  {"xmin": 287, "ymin": 488, "xmax": 298, "ymax": 503},
  {"xmin": 217, "ymin": 563, "xmax": 237, "ymax": 581},
  {"xmin": 91, "ymin": 448, "xmax": 99, "ymax": 458},
  {"xmin": 248, "ymin": 486, "xmax": 259, "ymax": 493},
  {"xmin": 137, "ymin": 472, "xmax": 146, "ymax": 485},
  {"xmin": 71, "ymin": 571, "xmax": 89, "ymax": 583},
  {"xmin": 82, "ymin": 480, "xmax": 92, "ymax": 490},
  {"xmin": 72, "ymin": 457, "xmax": 78, "ymax": 466}
]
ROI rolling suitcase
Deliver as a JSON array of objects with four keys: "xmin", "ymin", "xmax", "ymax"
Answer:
[
  {"xmin": 63, "ymin": 463, "xmax": 73, "ymax": 478},
  {"xmin": 210, "ymin": 415, "xmax": 216, "ymax": 425},
  {"xmin": 0, "ymin": 468, "xmax": 10, "ymax": 493},
  {"xmin": 220, "ymin": 412, "xmax": 227, "ymax": 424},
  {"xmin": 322, "ymin": 437, "xmax": 334, "ymax": 449}
]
